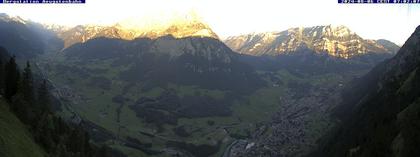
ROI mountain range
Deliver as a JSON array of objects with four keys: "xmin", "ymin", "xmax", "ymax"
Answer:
[
  {"xmin": 0, "ymin": 13, "xmax": 47, "ymax": 58},
  {"xmin": 47, "ymin": 13, "xmax": 219, "ymax": 48},
  {"xmin": 0, "ymin": 13, "xmax": 400, "ymax": 61},
  {"xmin": 224, "ymin": 25, "xmax": 399, "ymax": 59}
]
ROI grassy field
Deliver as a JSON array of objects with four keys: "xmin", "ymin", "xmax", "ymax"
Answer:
[
  {"xmin": 39, "ymin": 54, "xmax": 349, "ymax": 157},
  {"xmin": 42, "ymin": 60, "xmax": 290, "ymax": 157},
  {"xmin": 0, "ymin": 98, "xmax": 45, "ymax": 157}
]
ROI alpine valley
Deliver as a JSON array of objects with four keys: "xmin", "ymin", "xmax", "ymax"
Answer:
[{"xmin": 1, "ymin": 11, "xmax": 419, "ymax": 157}]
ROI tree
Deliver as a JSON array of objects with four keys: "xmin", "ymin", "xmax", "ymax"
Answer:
[
  {"xmin": 9, "ymin": 61, "xmax": 36, "ymax": 123},
  {"xmin": 95, "ymin": 146, "xmax": 112, "ymax": 157},
  {"xmin": 36, "ymin": 115, "xmax": 54, "ymax": 153},
  {"xmin": 37, "ymin": 79, "xmax": 51, "ymax": 115},
  {"xmin": 11, "ymin": 94, "xmax": 30, "ymax": 123},
  {"xmin": 0, "ymin": 46, "xmax": 8, "ymax": 94},
  {"xmin": 22, "ymin": 61, "xmax": 34, "ymax": 103},
  {"xmin": 0, "ymin": 58, "xmax": 4, "ymax": 93},
  {"xmin": 4, "ymin": 56, "xmax": 19, "ymax": 100}
]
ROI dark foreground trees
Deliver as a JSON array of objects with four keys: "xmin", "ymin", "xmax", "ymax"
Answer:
[{"xmin": 0, "ymin": 47, "xmax": 112, "ymax": 157}]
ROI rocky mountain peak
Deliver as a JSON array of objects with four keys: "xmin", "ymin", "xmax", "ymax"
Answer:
[
  {"xmin": 0, "ymin": 13, "xmax": 28, "ymax": 25},
  {"xmin": 323, "ymin": 25, "xmax": 353, "ymax": 36},
  {"xmin": 224, "ymin": 25, "xmax": 399, "ymax": 59},
  {"xmin": 50, "ymin": 12, "xmax": 218, "ymax": 48}
]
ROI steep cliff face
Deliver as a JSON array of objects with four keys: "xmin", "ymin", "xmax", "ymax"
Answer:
[{"xmin": 225, "ymin": 25, "xmax": 399, "ymax": 59}]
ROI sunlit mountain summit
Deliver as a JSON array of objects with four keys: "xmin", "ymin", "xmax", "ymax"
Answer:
[
  {"xmin": 47, "ymin": 11, "xmax": 218, "ymax": 48},
  {"xmin": 225, "ymin": 25, "xmax": 399, "ymax": 59}
]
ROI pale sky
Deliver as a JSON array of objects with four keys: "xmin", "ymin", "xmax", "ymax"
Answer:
[{"xmin": 1, "ymin": 0, "xmax": 420, "ymax": 45}]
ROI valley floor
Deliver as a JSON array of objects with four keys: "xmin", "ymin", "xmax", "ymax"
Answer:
[{"xmin": 39, "ymin": 54, "xmax": 363, "ymax": 157}]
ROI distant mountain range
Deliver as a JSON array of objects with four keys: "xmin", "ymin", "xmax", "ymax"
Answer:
[
  {"xmin": 0, "ymin": 12, "xmax": 399, "ymax": 61},
  {"xmin": 224, "ymin": 25, "xmax": 400, "ymax": 59}
]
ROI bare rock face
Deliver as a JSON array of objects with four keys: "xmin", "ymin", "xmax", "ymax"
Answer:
[
  {"xmin": 149, "ymin": 35, "xmax": 232, "ymax": 63},
  {"xmin": 224, "ymin": 25, "xmax": 399, "ymax": 59},
  {"xmin": 48, "ymin": 13, "xmax": 219, "ymax": 48}
]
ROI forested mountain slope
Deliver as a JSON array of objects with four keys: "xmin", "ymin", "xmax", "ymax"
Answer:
[{"xmin": 316, "ymin": 26, "xmax": 420, "ymax": 157}]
